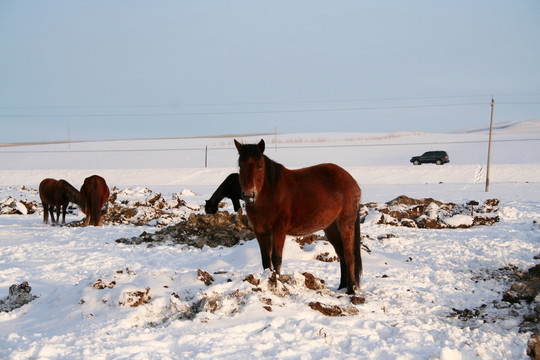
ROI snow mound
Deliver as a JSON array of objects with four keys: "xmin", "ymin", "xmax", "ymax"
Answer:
[{"xmin": 79, "ymin": 268, "xmax": 363, "ymax": 329}]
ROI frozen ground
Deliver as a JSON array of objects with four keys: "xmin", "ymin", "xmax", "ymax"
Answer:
[{"xmin": 0, "ymin": 120, "xmax": 539, "ymax": 359}]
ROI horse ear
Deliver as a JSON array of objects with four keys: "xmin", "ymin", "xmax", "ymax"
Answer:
[
  {"xmin": 234, "ymin": 139, "xmax": 242, "ymax": 153},
  {"xmin": 258, "ymin": 139, "xmax": 265, "ymax": 154}
]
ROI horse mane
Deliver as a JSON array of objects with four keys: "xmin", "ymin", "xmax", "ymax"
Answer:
[
  {"xmin": 59, "ymin": 180, "xmax": 85, "ymax": 209},
  {"xmin": 263, "ymin": 155, "xmax": 282, "ymax": 189}
]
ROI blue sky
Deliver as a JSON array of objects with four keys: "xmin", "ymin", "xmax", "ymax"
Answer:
[{"xmin": 1, "ymin": 0, "xmax": 539, "ymax": 143}]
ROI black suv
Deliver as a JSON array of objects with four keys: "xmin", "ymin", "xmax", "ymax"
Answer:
[{"xmin": 410, "ymin": 151, "xmax": 450, "ymax": 165}]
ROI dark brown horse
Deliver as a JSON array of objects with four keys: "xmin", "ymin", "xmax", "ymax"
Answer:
[
  {"xmin": 205, "ymin": 173, "xmax": 242, "ymax": 214},
  {"xmin": 80, "ymin": 175, "xmax": 110, "ymax": 226},
  {"xmin": 39, "ymin": 178, "xmax": 84, "ymax": 225},
  {"xmin": 235, "ymin": 139, "xmax": 362, "ymax": 295}
]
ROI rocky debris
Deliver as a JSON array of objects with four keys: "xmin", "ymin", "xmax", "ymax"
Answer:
[
  {"xmin": 294, "ymin": 234, "xmax": 324, "ymax": 249},
  {"xmin": 197, "ymin": 269, "xmax": 214, "ymax": 286},
  {"xmin": 451, "ymin": 264, "xmax": 540, "ymax": 341},
  {"xmin": 501, "ymin": 263, "xmax": 540, "ymax": 334},
  {"xmin": 315, "ymin": 252, "xmax": 339, "ymax": 262},
  {"xmin": 0, "ymin": 196, "xmax": 38, "ymax": 215},
  {"xmin": 116, "ymin": 211, "xmax": 254, "ymax": 248},
  {"xmin": 361, "ymin": 195, "xmax": 499, "ymax": 229},
  {"xmin": 309, "ymin": 301, "xmax": 359, "ymax": 316},
  {"xmin": 63, "ymin": 187, "xmax": 200, "ymax": 227},
  {"xmin": 119, "ymin": 288, "xmax": 151, "ymax": 307},
  {"xmin": 0, "ymin": 282, "xmax": 38, "ymax": 312},
  {"xmin": 93, "ymin": 279, "xmax": 116, "ymax": 289},
  {"xmin": 503, "ymin": 264, "xmax": 540, "ymax": 305}
]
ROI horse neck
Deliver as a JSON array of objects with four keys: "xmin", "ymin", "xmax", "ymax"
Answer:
[
  {"xmin": 208, "ymin": 181, "xmax": 227, "ymax": 204},
  {"xmin": 62, "ymin": 181, "xmax": 85, "ymax": 209}
]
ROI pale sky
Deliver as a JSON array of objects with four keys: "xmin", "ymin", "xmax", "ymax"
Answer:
[{"xmin": 1, "ymin": 0, "xmax": 539, "ymax": 143}]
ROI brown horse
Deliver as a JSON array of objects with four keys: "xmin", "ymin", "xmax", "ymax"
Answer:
[
  {"xmin": 80, "ymin": 175, "xmax": 110, "ymax": 226},
  {"xmin": 235, "ymin": 139, "xmax": 362, "ymax": 295},
  {"xmin": 39, "ymin": 178, "xmax": 85, "ymax": 225}
]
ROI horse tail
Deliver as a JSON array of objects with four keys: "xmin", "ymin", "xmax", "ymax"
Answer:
[
  {"xmin": 354, "ymin": 211, "xmax": 363, "ymax": 284},
  {"xmin": 90, "ymin": 191, "xmax": 102, "ymax": 226}
]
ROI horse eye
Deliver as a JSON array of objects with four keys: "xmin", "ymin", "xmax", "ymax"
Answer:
[{"xmin": 257, "ymin": 165, "xmax": 263, "ymax": 170}]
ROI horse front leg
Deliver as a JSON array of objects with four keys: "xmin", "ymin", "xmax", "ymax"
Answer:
[
  {"xmin": 255, "ymin": 230, "xmax": 273, "ymax": 270},
  {"xmin": 271, "ymin": 226, "xmax": 287, "ymax": 274},
  {"xmin": 43, "ymin": 204, "xmax": 49, "ymax": 224},
  {"xmin": 61, "ymin": 204, "xmax": 67, "ymax": 224}
]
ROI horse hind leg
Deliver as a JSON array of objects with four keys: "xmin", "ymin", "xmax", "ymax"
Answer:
[
  {"xmin": 324, "ymin": 221, "xmax": 348, "ymax": 290},
  {"xmin": 339, "ymin": 216, "xmax": 360, "ymax": 295},
  {"xmin": 326, "ymin": 218, "xmax": 358, "ymax": 295}
]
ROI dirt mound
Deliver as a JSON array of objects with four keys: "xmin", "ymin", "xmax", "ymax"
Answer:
[
  {"xmin": 116, "ymin": 211, "xmax": 254, "ymax": 248},
  {"xmin": 103, "ymin": 187, "xmax": 200, "ymax": 227},
  {"xmin": 164, "ymin": 270, "xmax": 358, "ymax": 322},
  {"xmin": 0, "ymin": 282, "xmax": 38, "ymax": 312},
  {"xmin": 361, "ymin": 195, "xmax": 499, "ymax": 229}
]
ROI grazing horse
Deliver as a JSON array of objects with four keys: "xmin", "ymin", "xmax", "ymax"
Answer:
[
  {"xmin": 234, "ymin": 139, "xmax": 362, "ymax": 295},
  {"xmin": 39, "ymin": 178, "xmax": 84, "ymax": 225},
  {"xmin": 80, "ymin": 175, "xmax": 110, "ymax": 226},
  {"xmin": 205, "ymin": 173, "xmax": 242, "ymax": 214}
]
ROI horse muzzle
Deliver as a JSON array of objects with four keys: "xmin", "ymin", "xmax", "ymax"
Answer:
[{"xmin": 242, "ymin": 191, "xmax": 256, "ymax": 205}]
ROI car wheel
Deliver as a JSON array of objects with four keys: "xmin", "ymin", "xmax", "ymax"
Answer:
[
  {"xmin": 436, "ymin": 159, "xmax": 442, "ymax": 165},
  {"xmin": 413, "ymin": 160, "xmax": 420, "ymax": 165}
]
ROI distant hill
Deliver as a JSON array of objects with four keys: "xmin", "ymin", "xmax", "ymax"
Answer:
[{"xmin": 454, "ymin": 119, "xmax": 540, "ymax": 134}]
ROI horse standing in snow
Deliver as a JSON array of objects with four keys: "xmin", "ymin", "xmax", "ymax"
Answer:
[
  {"xmin": 234, "ymin": 139, "xmax": 363, "ymax": 295},
  {"xmin": 205, "ymin": 173, "xmax": 243, "ymax": 214},
  {"xmin": 39, "ymin": 178, "xmax": 84, "ymax": 225},
  {"xmin": 80, "ymin": 175, "xmax": 110, "ymax": 226}
]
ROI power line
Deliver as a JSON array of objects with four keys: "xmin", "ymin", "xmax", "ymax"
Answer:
[
  {"xmin": 1, "ymin": 93, "xmax": 538, "ymax": 110},
  {"xmin": 0, "ymin": 102, "xmax": 488, "ymax": 118}
]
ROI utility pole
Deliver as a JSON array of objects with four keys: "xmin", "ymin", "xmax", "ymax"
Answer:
[{"xmin": 485, "ymin": 97, "xmax": 494, "ymax": 192}]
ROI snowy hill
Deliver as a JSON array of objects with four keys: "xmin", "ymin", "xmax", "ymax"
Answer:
[{"xmin": 0, "ymin": 123, "xmax": 539, "ymax": 359}]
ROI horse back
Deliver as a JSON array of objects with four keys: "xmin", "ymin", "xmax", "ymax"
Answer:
[
  {"xmin": 39, "ymin": 178, "xmax": 68, "ymax": 205},
  {"xmin": 284, "ymin": 163, "xmax": 360, "ymax": 234}
]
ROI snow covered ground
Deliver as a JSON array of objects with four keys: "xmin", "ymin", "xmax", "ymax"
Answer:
[{"xmin": 0, "ymin": 120, "xmax": 539, "ymax": 359}]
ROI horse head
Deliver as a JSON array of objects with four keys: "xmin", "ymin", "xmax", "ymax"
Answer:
[
  {"xmin": 234, "ymin": 139, "xmax": 266, "ymax": 205},
  {"xmin": 204, "ymin": 200, "xmax": 218, "ymax": 214}
]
